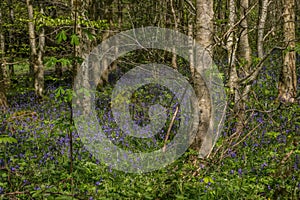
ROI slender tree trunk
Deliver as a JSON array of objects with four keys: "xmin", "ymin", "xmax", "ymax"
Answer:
[
  {"xmin": 257, "ymin": 0, "xmax": 270, "ymax": 58},
  {"xmin": 278, "ymin": 0, "xmax": 297, "ymax": 103},
  {"xmin": 239, "ymin": 0, "xmax": 252, "ymax": 71},
  {"xmin": 37, "ymin": 4, "xmax": 45, "ymax": 98},
  {"xmin": 27, "ymin": 0, "xmax": 44, "ymax": 98},
  {"xmin": 8, "ymin": 0, "xmax": 15, "ymax": 77},
  {"xmin": 192, "ymin": 0, "xmax": 214, "ymax": 158},
  {"xmin": 170, "ymin": 0, "xmax": 178, "ymax": 70},
  {"xmin": 26, "ymin": 0, "xmax": 38, "ymax": 83},
  {"xmin": 227, "ymin": 0, "xmax": 238, "ymax": 94},
  {"xmin": 234, "ymin": 0, "xmax": 252, "ymax": 135},
  {"xmin": 71, "ymin": 0, "xmax": 81, "ymax": 82},
  {"xmin": 188, "ymin": 21, "xmax": 195, "ymax": 77},
  {"xmin": 0, "ymin": 7, "xmax": 8, "ymax": 110}
]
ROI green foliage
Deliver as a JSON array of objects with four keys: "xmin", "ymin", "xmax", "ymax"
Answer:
[
  {"xmin": 295, "ymin": 43, "xmax": 300, "ymax": 54},
  {"xmin": 56, "ymin": 31, "xmax": 68, "ymax": 44},
  {"xmin": 70, "ymin": 34, "xmax": 80, "ymax": 46},
  {"xmin": 54, "ymin": 87, "xmax": 73, "ymax": 103},
  {"xmin": 0, "ymin": 135, "xmax": 17, "ymax": 144}
]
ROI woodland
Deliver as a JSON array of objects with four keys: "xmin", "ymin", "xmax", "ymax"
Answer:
[{"xmin": 0, "ymin": 0, "xmax": 299, "ymax": 199}]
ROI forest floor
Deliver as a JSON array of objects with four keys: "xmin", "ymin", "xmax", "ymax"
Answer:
[{"xmin": 0, "ymin": 68, "xmax": 299, "ymax": 199}]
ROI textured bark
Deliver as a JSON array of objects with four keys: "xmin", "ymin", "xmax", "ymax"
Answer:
[
  {"xmin": 36, "ymin": 5, "xmax": 45, "ymax": 98},
  {"xmin": 234, "ymin": 0, "xmax": 252, "ymax": 135},
  {"xmin": 8, "ymin": 0, "xmax": 15, "ymax": 76},
  {"xmin": 0, "ymin": 7, "xmax": 8, "ymax": 109},
  {"xmin": 97, "ymin": 0, "xmax": 119, "ymax": 88},
  {"xmin": 188, "ymin": 21, "xmax": 195, "ymax": 77},
  {"xmin": 278, "ymin": 0, "xmax": 297, "ymax": 103},
  {"xmin": 26, "ymin": 0, "xmax": 37, "ymax": 77},
  {"xmin": 239, "ymin": 0, "xmax": 252, "ymax": 71},
  {"xmin": 71, "ymin": 0, "xmax": 81, "ymax": 81},
  {"xmin": 170, "ymin": 0, "xmax": 178, "ymax": 70},
  {"xmin": 191, "ymin": 0, "xmax": 214, "ymax": 158},
  {"xmin": 257, "ymin": 0, "xmax": 269, "ymax": 58},
  {"xmin": 71, "ymin": 0, "xmax": 94, "ymax": 82},
  {"xmin": 27, "ymin": 0, "xmax": 44, "ymax": 98},
  {"xmin": 227, "ymin": 0, "xmax": 238, "ymax": 94}
]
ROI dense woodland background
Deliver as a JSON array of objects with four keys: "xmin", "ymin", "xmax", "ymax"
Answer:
[{"xmin": 0, "ymin": 0, "xmax": 299, "ymax": 199}]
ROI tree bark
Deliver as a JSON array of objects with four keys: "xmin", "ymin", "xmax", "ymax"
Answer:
[
  {"xmin": 37, "ymin": 4, "xmax": 45, "ymax": 98},
  {"xmin": 257, "ymin": 0, "xmax": 269, "ymax": 58},
  {"xmin": 227, "ymin": 0, "xmax": 238, "ymax": 94},
  {"xmin": 234, "ymin": 0, "xmax": 252, "ymax": 135},
  {"xmin": 192, "ymin": 0, "xmax": 214, "ymax": 158},
  {"xmin": 170, "ymin": 0, "xmax": 178, "ymax": 70},
  {"xmin": 0, "ymin": 7, "xmax": 8, "ymax": 110},
  {"xmin": 8, "ymin": 0, "xmax": 15, "ymax": 77},
  {"xmin": 278, "ymin": 0, "xmax": 297, "ymax": 103},
  {"xmin": 26, "ymin": 0, "xmax": 37, "ymax": 76},
  {"xmin": 26, "ymin": 0, "xmax": 44, "ymax": 98}
]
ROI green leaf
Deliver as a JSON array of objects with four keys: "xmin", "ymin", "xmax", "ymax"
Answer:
[
  {"xmin": 56, "ymin": 30, "xmax": 67, "ymax": 44},
  {"xmin": 203, "ymin": 176, "xmax": 214, "ymax": 184},
  {"xmin": 45, "ymin": 57, "xmax": 58, "ymax": 68},
  {"xmin": 58, "ymin": 58, "xmax": 71, "ymax": 67},
  {"xmin": 55, "ymin": 87, "xmax": 65, "ymax": 99},
  {"xmin": 71, "ymin": 34, "xmax": 80, "ymax": 46},
  {"xmin": 266, "ymin": 131, "xmax": 280, "ymax": 139},
  {"xmin": 0, "ymin": 136, "xmax": 17, "ymax": 144}
]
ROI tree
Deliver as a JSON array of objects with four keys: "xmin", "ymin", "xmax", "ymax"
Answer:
[
  {"xmin": 192, "ymin": 0, "xmax": 214, "ymax": 158},
  {"xmin": 26, "ymin": 0, "xmax": 44, "ymax": 98},
  {"xmin": 233, "ymin": 0, "xmax": 252, "ymax": 134},
  {"xmin": 0, "ymin": 3, "xmax": 8, "ymax": 110},
  {"xmin": 278, "ymin": 0, "xmax": 297, "ymax": 103},
  {"xmin": 7, "ymin": 0, "xmax": 15, "ymax": 77}
]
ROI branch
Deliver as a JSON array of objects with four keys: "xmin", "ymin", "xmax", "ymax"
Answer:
[{"xmin": 239, "ymin": 46, "xmax": 286, "ymax": 85}]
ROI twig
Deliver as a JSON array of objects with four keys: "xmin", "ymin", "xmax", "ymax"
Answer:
[
  {"xmin": 280, "ymin": 150, "xmax": 294, "ymax": 164},
  {"xmin": 163, "ymin": 106, "xmax": 179, "ymax": 152}
]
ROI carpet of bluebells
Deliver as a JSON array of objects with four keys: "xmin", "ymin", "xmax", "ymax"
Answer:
[{"xmin": 0, "ymin": 63, "xmax": 299, "ymax": 200}]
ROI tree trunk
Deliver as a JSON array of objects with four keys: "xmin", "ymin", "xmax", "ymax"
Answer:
[
  {"xmin": 192, "ymin": 0, "xmax": 214, "ymax": 158},
  {"xmin": 71, "ymin": 0, "xmax": 81, "ymax": 82},
  {"xmin": 27, "ymin": 0, "xmax": 44, "ymax": 98},
  {"xmin": 188, "ymin": 21, "xmax": 195, "ymax": 77},
  {"xmin": 8, "ymin": 0, "xmax": 15, "ymax": 77},
  {"xmin": 36, "ymin": 4, "xmax": 45, "ymax": 98},
  {"xmin": 257, "ymin": 0, "xmax": 269, "ymax": 58},
  {"xmin": 170, "ymin": 0, "xmax": 178, "ymax": 70},
  {"xmin": 234, "ymin": 0, "xmax": 252, "ymax": 135},
  {"xmin": 227, "ymin": 0, "xmax": 238, "ymax": 94},
  {"xmin": 278, "ymin": 0, "xmax": 297, "ymax": 103},
  {"xmin": 0, "ymin": 7, "xmax": 8, "ymax": 110},
  {"xmin": 26, "ymin": 0, "xmax": 38, "ymax": 85}
]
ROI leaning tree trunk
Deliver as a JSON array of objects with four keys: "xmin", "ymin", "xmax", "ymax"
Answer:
[
  {"xmin": 278, "ymin": 0, "xmax": 297, "ymax": 103},
  {"xmin": 191, "ymin": 0, "xmax": 214, "ymax": 158}
]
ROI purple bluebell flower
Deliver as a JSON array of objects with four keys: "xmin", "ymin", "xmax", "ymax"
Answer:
[
  {"xmin": 34, "ymin": 186, "xmax": 41, "ymax": 190},
  {"xmin": 95, "ymin": 181, "xmax": 101, "ymax": 186},
  {"xmin": 261, "ymin": 162, "xmax": 267, "ymax": 169},
  {"xmin": 238, "ymin": 168, "xmax": 242, "ymax": 175}
]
